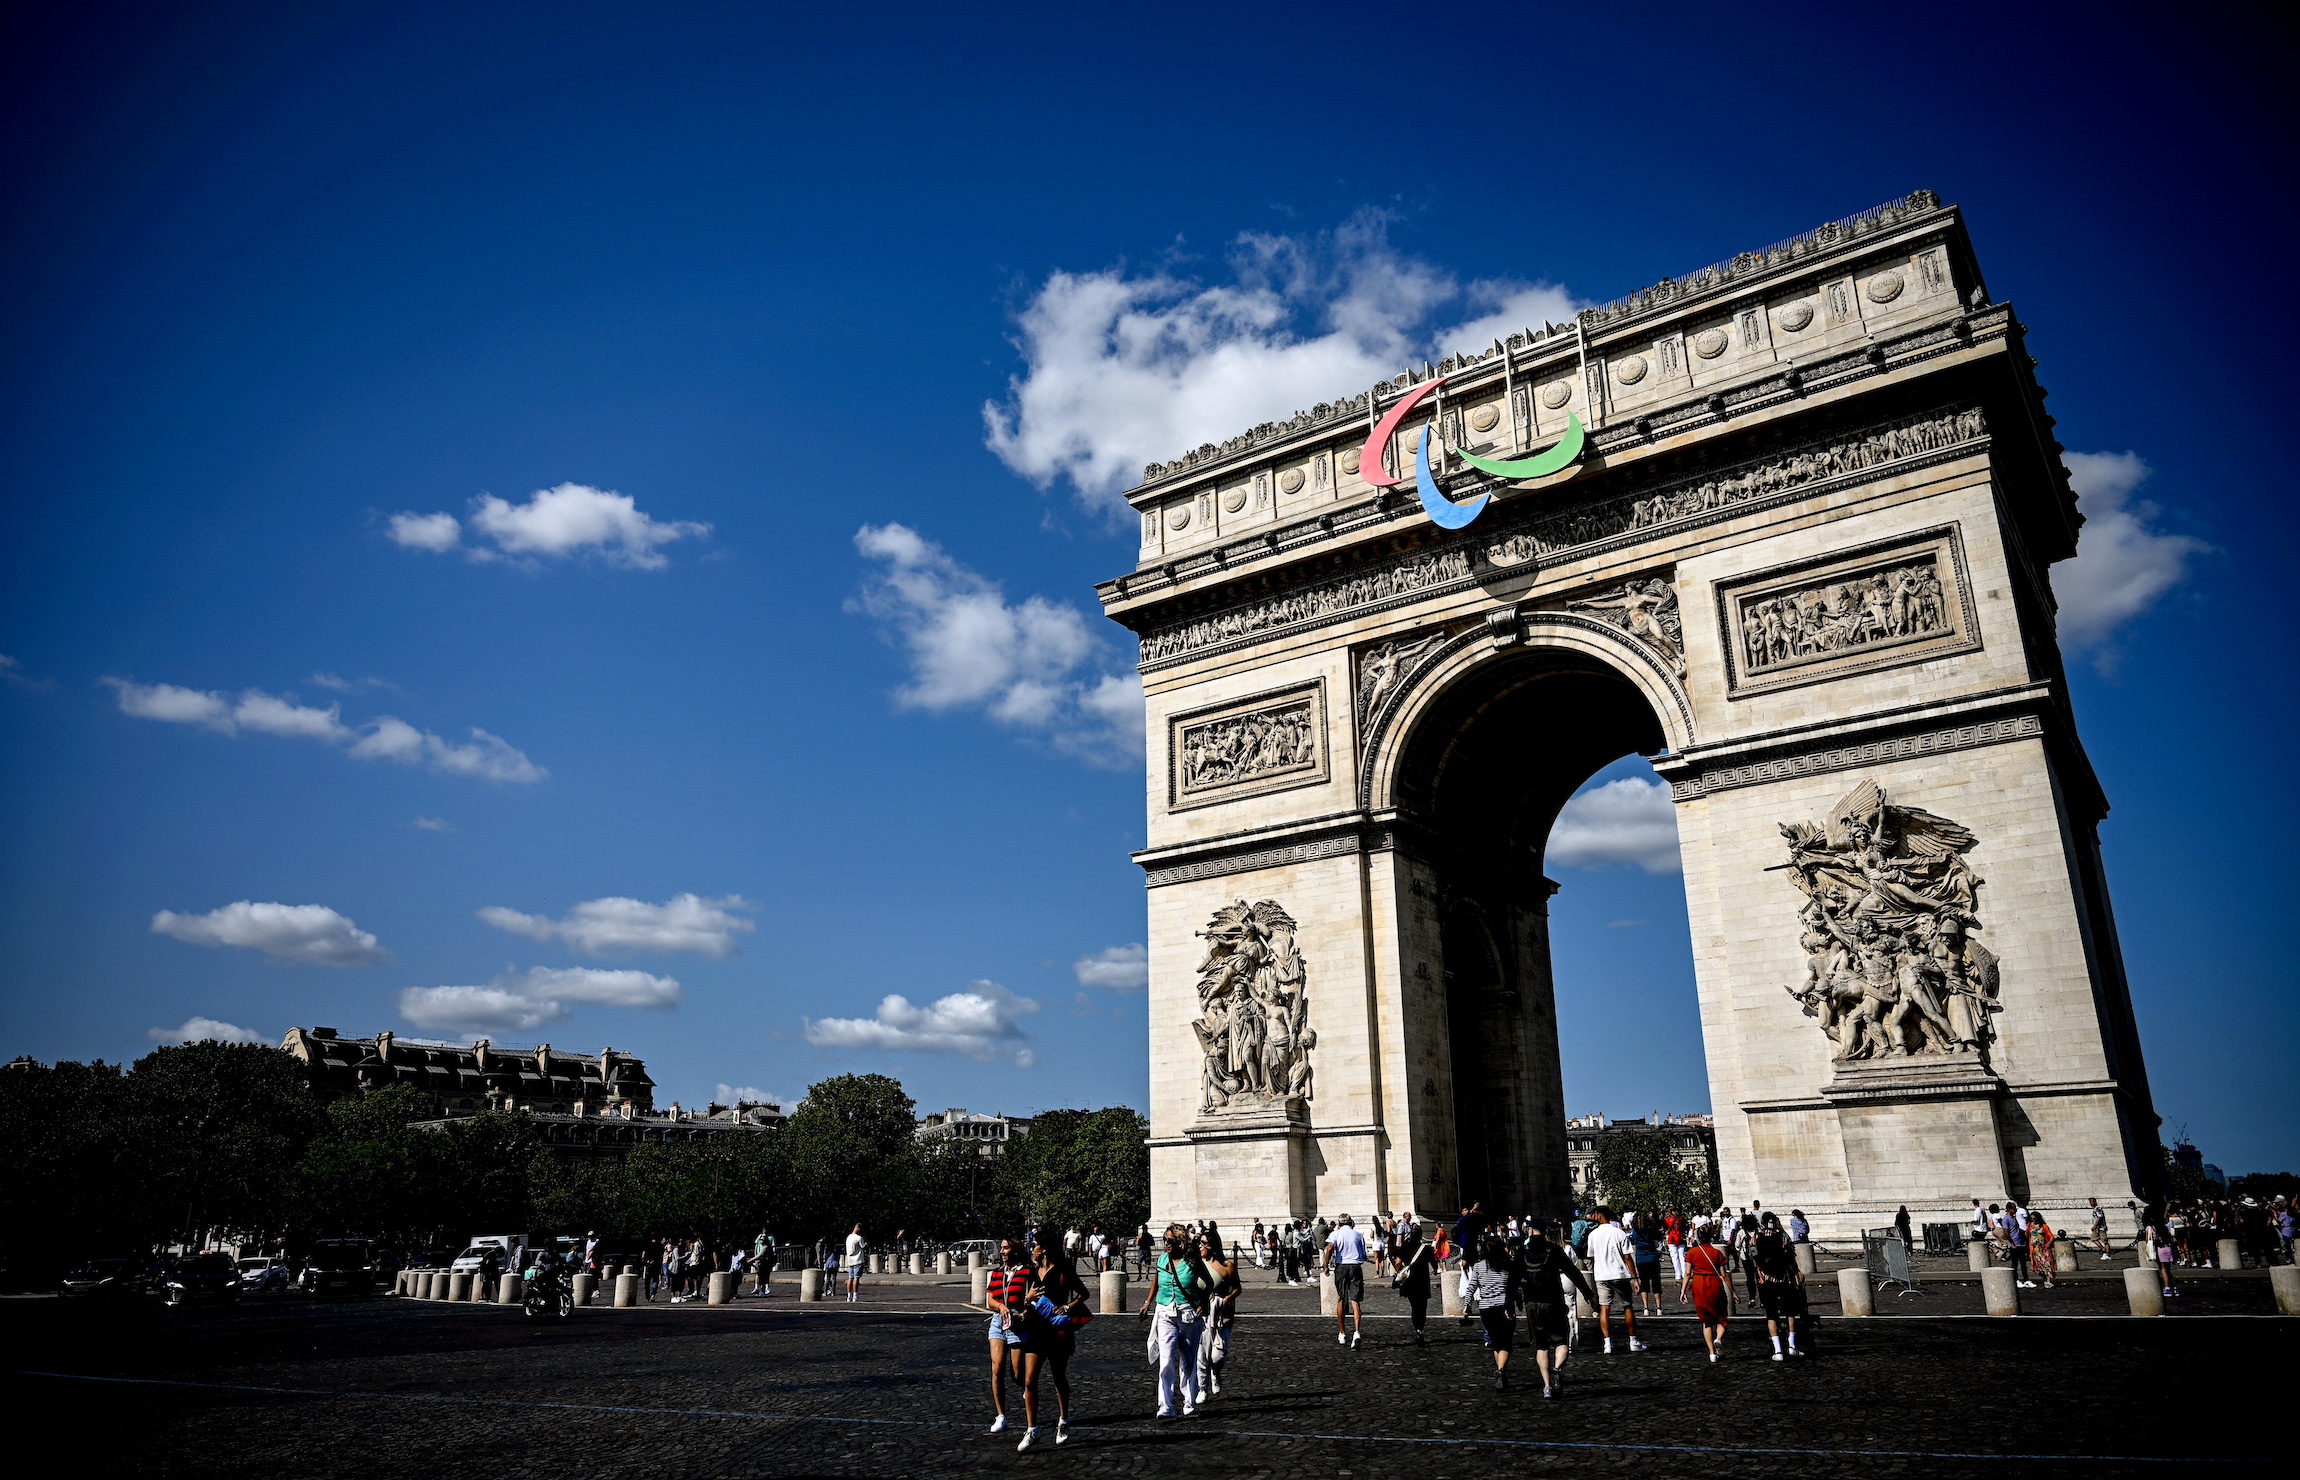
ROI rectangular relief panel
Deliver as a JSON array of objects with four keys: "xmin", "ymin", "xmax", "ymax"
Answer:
[
  {"xmin": 1168, "ymin": 679, "xmax": 1330, "ymax": 811},
  {"xmin": 1715, "ymin": 525, "xmax": 1980, "ymax": 698}
]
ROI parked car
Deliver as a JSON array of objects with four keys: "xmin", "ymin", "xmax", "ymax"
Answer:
[
  {"xmin": 235, "ymin": 1257, "xmax": 288, "ymax": 1294},
  {"xmin": 60, "ymin": 1258, "xmax": 147, "ymax": 1299},
  {"xmin": 945, "ymin": 1239, "xmax": 999, "ymax": 1264},
  {"xmin": 157, "ymin": 1252, "xmax": 241, "ymax": 1307},
  {"xmin": 297, "ymin": 1240, "xmax": 377, "ymax": 1299}
]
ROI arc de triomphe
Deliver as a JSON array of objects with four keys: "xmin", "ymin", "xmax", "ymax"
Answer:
[{"xmin": 1097, "ymin": 193, "xmax": 2158, "ymax": 1239}]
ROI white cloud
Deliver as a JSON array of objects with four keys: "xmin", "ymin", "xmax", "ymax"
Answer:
[
  {"xmin": 1546, "ymin": 778, "xmax": 1682, "ymax": 874},
  {"xmin": 478, "ymin": 893, "xmax": 754, "ymax": 958},
  {"xmin": 1073, "ymin": 943, "xmax": 1148, "ymax": 991},
  {"xmin": 147, "ymin": 1016, "xmax": 266, "ymax": 1046},
  {"xmin": 804, "ymin": 980, "xmax": 1039, "ymax": 1064},
  {"xmin": 0, "ymin": 654, "xmax": 46, "ymax": 690},
  {"xmin": 151, "ymin": 901, "xmax": 394, "ymax": 967},
  {"xmin": 397, "ymin": 965, "xmax": 682, "ymax": 1033},
  {"xmin": 310, "ymin": 672, "xmax": 389, "ymax": 692},
  {"xmin": 982, "ymin": 212, "xmax": 1578, "ymax": 515},
  {"xmin": 851, "ymin": 522, "xmax": 1142, "ymax": 766},
  {"xmin": 391, "ymin": 484, "xmax": 710, "ymax": 569},
  {"xmin": 412, "ymin": 815, "xmax": 453, "ymax": 832},
  {"xmin": 2055, "ymin": 452, "xmax": 2209, "ymax": 658},
  {"xmin": 714, "ymin": 1083, "xmax": 787, "ymax": 1109},
  {"xmin": 102, "ymin": 676, "xmax": 545, "ymax": 784}
]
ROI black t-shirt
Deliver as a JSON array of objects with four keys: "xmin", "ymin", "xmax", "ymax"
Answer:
[{"xmin": 1752, "ymin": 1230, "xmax": 1799, "ymax": 1279}]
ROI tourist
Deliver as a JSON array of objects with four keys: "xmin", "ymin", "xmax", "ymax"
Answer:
[
  {"xmin": 1664, "ymin": 1208, "xmax": 1688, "ymax": 1285},
  {"xmin": 984, "ymin": 1236, "xmax": 1028, "ymax": 1435},
  {"xmin": 1390, "ymin": 1219, "xmax": 1434, "ymax": 1343},
  {"xmin": 665, "ymin": 1238, "xmax": 686, "ymax": 1302},
  {"xmin": 1135, "ymin": 1225, "xmax": 1155, "ymax": 1277},
  {"xmin": 1584, "ymin": 1206, "xmax": 1647, "ymax": 1353},
  {"xmin": 1680, "ymin": 1223, "xmax": 1733, "ymax": 1362},
  {"xmin": 2027, "ymin": 1211, "xmax": 2057, "ymax": 1288},
  {"xmin": 1324, "ymin": 1213, "xmax": 1370, "ymax": 1349},
  {"xmin": 1463, "ymin": 1234, "xmax": 1519, "ymax": 1390},
  {"xmin": 844, "ymin": 1224, "xmax": 867, "ymax": 1303},
  {"xmin": 1366, "ymin": 1212, "xmax": 1388, "ymax": 1275},
  {"xmin": 1521, "ymin": 1220, "xmax": 1599, "ymax": 1398},
  {"xmin": 1751, "ymin": 1212, "xmax": 1806, "ymax": 1359},
  {"xmin": 644, "ymin": 1240, "xmax": 663, "ymax": 1302},
  {"xmin": 1195, "ymin": 1230, "xmax": 1239, "ymax": 1397},
  {"xmin": 2088, "ymin": 1198, "xmax": 2113, "ymax": 1260},
  {"xmin": 1999, "ymin": 1204, "xmax": 2029, "ymax": 1282},
  {"xmin": 1894, "ymin": 1204, "xmax": 1914, "ymax": 1251},
  {"xmin": 1737, "ymin": 1210, "xmax": 1762, "ymax": 1304},
  {"xmin": 1631, "ymin": 1212, "xmax": 1664, "ymax": 1318},
  {"xmin": 727, "ymin": 1244, "xmax": 746, "ymax": 1294},
  {"xmin": 753, "ymin": 1229, "xmax": 774, "ymax": 1295},
  {"xmin": 1969, "ymin": 1197, "xmax": 1990, "ymax": 1248},
  {"xmin": 1788, "ymin": 1208, "xmax": 1811, "ymax": 1245},
  {"xmin": 2143, "ymin": 1208, "xmax": 2179, "ymax": 1297},
  {"xmin": 2276, "ymin": 1198, "xmax": 2296, "ymax": 1266},
  {"xmin": 1138, "ymin": 1224, "xmax": 1212, "ymax": 1419},
  {"xmin": 1012, "ymin": 1237, "xmax": 1090, "ymax": 1450}
]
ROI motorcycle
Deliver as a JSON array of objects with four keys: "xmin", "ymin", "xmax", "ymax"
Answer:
[{"xmin": 522, "ymin": 1260, "xmax": 574, "ymax": 1320}]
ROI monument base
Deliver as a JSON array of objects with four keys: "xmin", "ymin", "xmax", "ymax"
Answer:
[
  {"xmin": 1178, "ymin": 1096, "xmax": 1311, "ymax": 1227},
  {"xmin": 1822, "ymin": 1052, "xmax": 2008, "ymax": 1213}
]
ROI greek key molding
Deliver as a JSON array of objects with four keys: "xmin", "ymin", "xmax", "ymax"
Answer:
[
  {"xmin": 1141, "ymin": 830, "xmax": 1366, "ymax": 890},
  {"xmin": 1667, "ymin": 712, "xmax": 2044, "ymax": 800}
]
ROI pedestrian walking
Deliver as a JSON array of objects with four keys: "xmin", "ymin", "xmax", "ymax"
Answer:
[
  {"xmin": 1012, "ymin": 1237, "xmax": 1090, "ymax": 1451},
  {"xmin": 843, "ymin": 1224, "xmax": 867, "ymax": 1302},
  {"xmin": 2028, "ymin": 1211, "xmax": 2058, "ymax": 1287},
  {"xmin": 1894, "ymin": 1204, "xmax": 1914, "ymax": 1251},
  {"xmin": 1631, "ymin": 1214, "xmax": 1664, "ymax": 1318},
  {"xmin": 1680, "ymin": 1223, "xmax": 1733, "ymax": 1362},
  {"xmin": 1137, "ymin": 1224, "xmax": 1212, "ymax": 1419},
  {"xmin": 2088, "ymin": 1198, "xmax": 2113, "ymax": 1261},
  {"xmin": 1464, "ymin": 1234, "xmax": 1519, "ymax": 1390},
  {"xmin": 1520, "ymin": 1221, "xmax": 1598, "ymax": 1398},
  {"xmin": 1323, "ymin": 1214, "xmax": 1369, "ymax": 1349},
  {"xmin": 1664, "ymin": 1209, "xmax": 1687, "ymax": 1285},
  {"xmin": 984, "ymin": 1236, "xmax": 1028, "ymax": 1436},
  {"xmin": 1583, "ymin": 1206, "xmax": 1646, "ymax": 1354},
  {"xmin": 1195, "ymin": 1230, "xmax": 1238, "ymax": 1398},
  {"xmin": 1390, "ymin": 1220, "xmax": 1433, "ymax": 1343},
  {"xmin": 1751, "ymin": 1212, "xmax": 1806, "ymax": 1359},
  {"xmin": 753, "ymin": 1229, "xmax": 775, "ymax": 1295}
]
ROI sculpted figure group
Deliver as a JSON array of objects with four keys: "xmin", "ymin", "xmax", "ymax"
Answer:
[
  {"xmin": 1778, "ymin": 779, "xmax": 2001, "ymax": 1065},
  {"xmin": 1191, "ymin": 899, "xmax": 1316, "ymax": 1114},
  {"xmin": 1179, "ymin": 703, "xmax": 1317, "ymax": 792},
  {"xmin": 1741, "ymin": 558, "xmax": 1946, "ymax": 673}
]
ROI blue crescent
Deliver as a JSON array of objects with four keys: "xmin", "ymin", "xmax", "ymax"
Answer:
[{"xmin": 1413, "ymin": 425, "xmax": 1490, "ymax": 529}]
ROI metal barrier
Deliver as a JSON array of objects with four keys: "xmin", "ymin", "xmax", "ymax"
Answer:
[
  {"xmin": 1862, "ymin": 1228, "xmax": 1917, "ymax": 1298},
  {"xmin": 1921, "ymin": 1222, "xmax": 1962, "ymax": 1257}
]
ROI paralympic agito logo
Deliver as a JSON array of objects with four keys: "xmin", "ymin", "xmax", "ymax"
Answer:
[{"xmin": 1354, "ymin": 377, "xmax": 1587, "ymax": 530}]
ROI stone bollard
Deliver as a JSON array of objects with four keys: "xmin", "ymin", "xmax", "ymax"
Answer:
[
  {"xmin": 2270, "ymin": 1265, "xmax": 2300, "ymax": 1316},
  {"xmin": 471, "ymin": 1272, "xmax": 490, "ymax": 1302},
  {"xmin": 1318, "ymin": 1270, "xmax": 1337, "ymax": 1316},
  {"xmin": 799, "ymin": 1268, "xmax": 823, "ymax": 1302},
  {"xmin": 1574, "ymin": 1261, "xmax": 1597, "ymax": 1320},
  {"xmin": 1981, "ymin": 1266, "xmax": 2020, "ymax": 1316},
  {"xmin": 1440, "ymin": 1263, "xmax": 1464, "ymax": 1317},
  {"xmin": 909, "ymin": 1253, "xmax": 925, "ymax": 1276},
  {"xmin": 708, "ymin": 1271, "xmax": 735, "ymax": 1305},
  {"xmin": 2123, "ymin": 1266, "xmax": 2164, "ymax": 1316},
  {"xmin": 1795, "ymin": 1243, "xmax": 1816, "ymax": 1276},
  {"xmin": 499, "ymin": 1273, "xmax": 519, "ymax": 1304},
  {"xmin": 1098, "ymin": 1270, "xmax": 1127, "ymax": 1316},
  {"xmin": 572, "ymin": 1273, "xmax": 596, "ymax": 1307},
  {"xmin": 625, "ymin": 1264, "xmax": 640, "ymax": 1279},
  {"xmin": 872, "ymin": 1253, "xmax": 888, "ymax": 1275},
  {"xmin": 422, "ymin": 1270, "xmax": 441, "ymax": 1299},
  {"xmin": 970, "ymin": 1266, "xmax": 990, "ymax": 1307},
  {"xmin": 1838, "ymin": 1267, "xmax": 1874, "ymax": 1316},
  {"xmin": 394, "ymin": 1270, "xmax": 408, "ymax": 1296},
  {"xmin": 1967, "ymin": 1241, "xmax": 1990, "ymax": 1272},
  {"xmin": 937, "ymin": 1251, "xmax": 952, "ymax": 1275},
  {"xmin": 615, "ymin": 1273, "xmax": 639, "ymax": 1307},
  {"xmin": 2054, "ymin": 1239, "xmax": 2077, "ymax": 1274},
  {"xmin": 968, "ymin": 1250, "xmax": 985, "ymax": 1271},
  {"xmin": 2215, "ymin": 1238, "xmax": 2241, "ymax": 1272}
]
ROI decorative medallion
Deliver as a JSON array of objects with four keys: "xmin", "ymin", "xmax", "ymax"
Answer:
[
  {"xmin": 1339, "ymin": 448, "xmax": 1361, "ymax": 475},
  {"xmin": 1777, "ymin": 301, "xmax": 1814, "ymax": 333},
  {"xmin": 1540, "ymin": 380, "xmax": 1573, "ymax": 409},
  {"xmin": 1223, "ymin": 487, "xmax": 1248, "ymax": 513},
  {"xmin": 1613, "ymin": 354, "xmax": 1648, "ymax": 386},
  {"xmin": 1866, "ymin": 270, "xmax": 1905, "ymax": 304},
  {"xmin": 1278, "ymin": 467, "xmax": 1305, "ymax": 495},
  {"xmin": 1469, "ymin": 404, "xmax": 1501, "ymax": 433},
  {"xmin": 1167, "ymin": 505, "xmax": 1191, "ymax": 531},
  {"xmin": 1693, "ymin": 328, "xmax": 1729, "ymax": 359}
]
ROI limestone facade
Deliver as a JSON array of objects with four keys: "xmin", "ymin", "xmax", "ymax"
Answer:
[{"xmin": 1098, "ymin": 194, "xmax": 2159, "ymax": 1241}]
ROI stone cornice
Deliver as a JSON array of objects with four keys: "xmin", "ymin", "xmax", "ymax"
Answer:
[{"xmin": 1654, "ymin": 683, "xmax": 2058, "ymax": 801}]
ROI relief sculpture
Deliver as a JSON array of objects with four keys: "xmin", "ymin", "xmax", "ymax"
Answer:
[
  {"xmin": 1192, "ymin": 898, "xmax": 1315, "ymax": 1113},
  {"xmin": 1777, "ymin": 779, "xmax": 2000, "ymax": 1065},
  {"xmin": 1355, "ymin": 631, "xmax": 1450, "ymax": 724},
  {"xmin": 1567, "ymin": 578, "xmax": 1682, "ymax": 674},
  {"xmin": 1179, "ymin": 700, "xmax": 1318, "ymax": 793},
  {"xmin": 1738, "ymin": 556, "xmax": 1947, "ymax": 674}
]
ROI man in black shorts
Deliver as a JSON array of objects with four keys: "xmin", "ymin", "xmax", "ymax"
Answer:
[{"xmin": 1519, "ymin": 1220, "xmax": 1599, "ymax": 1399}]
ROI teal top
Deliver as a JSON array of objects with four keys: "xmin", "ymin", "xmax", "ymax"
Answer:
[{"xmin": 1155, "ymin": 1254, "xmax": 1199, "ymax": 1307}]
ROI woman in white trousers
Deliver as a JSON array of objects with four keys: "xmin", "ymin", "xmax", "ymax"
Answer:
[{"xmin": 1137, "ymin": 1224, "xmax": 1210, "ymax": 1418}]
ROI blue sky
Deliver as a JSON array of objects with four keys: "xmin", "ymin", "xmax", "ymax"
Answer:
[{"xmin": 2, "ymin": 2, "xmax": 2292, "ymax": 1174}]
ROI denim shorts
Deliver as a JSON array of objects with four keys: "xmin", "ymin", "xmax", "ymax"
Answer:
[{"xmin": 989, "ymin": 1314, "xmax": 1022, "ymax": 1345}]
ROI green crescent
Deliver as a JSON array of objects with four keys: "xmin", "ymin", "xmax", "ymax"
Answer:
[{"xmin": 1448, "ymin": 413, "xmax": 1585, "ymax": 481}]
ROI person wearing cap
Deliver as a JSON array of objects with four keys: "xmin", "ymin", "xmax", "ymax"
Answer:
[{"xmin": 1322, "ymin": 1214, "xmax": 1369, "ymax": 1349}]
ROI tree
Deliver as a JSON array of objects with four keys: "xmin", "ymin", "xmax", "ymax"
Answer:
[
  {"xmin": 128, "ymin": 1042, "xmax": 326, "ymax": 1247},
  {"xmin": 1583, "ymin": 1129, "xmax": 1714, "ymax": 1217},
  {"xmin": 988, "ymin": 1106, "xmax": 1149, "ymax": 1237}
]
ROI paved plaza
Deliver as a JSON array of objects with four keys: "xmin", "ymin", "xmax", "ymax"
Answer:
[{"xmin": 10, "ymin": 1273, "xmax": 2281, "ymax": 1477}]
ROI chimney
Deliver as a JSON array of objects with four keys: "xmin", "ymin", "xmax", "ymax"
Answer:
[{"xmin": 376, "ymin": 1030, "xmax": 394, "ymax": 1062}]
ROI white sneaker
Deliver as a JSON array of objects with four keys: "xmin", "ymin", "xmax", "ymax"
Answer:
[
  {"xmin": 1603, "ymin": 1339, "xmax": 1613, "ymax": 1353},
  {"xmin": 1771, "ymin": 1351, "xmax": 1784, "ymax": 1362},
  {"xmin": 1016, "ymin": 1427, "xmax": 1038, "ymax": 1452},
  {"xmin": 1708, "ymin": 1352, "xmax": 1718, "ymax": 1363},
  {"xmin": 988, "ymin": 1415, "xmax": 1007, "ymax": 1434},
  {"xmin": 1629, "ymin": 1339, "xmax": 1648, "ymax": 1352},
  {"xmin": 1208, "ymin": 1373, "xmax": 1222, "ymax": 1395},
  {"xmin": 1350, "ymin": 1332, "xmax": 1361, "ymax": 1349},
  {"xmin": 1055, "ymin": 1420, "xmax": 1069, "ymax": 1445},
  {"xmin": 1336, "ymin": 1331, "xmax": 1348, "ymax": 1346},
  {"xmin": 1181, "ymin": 1404, "xmax": 1195, "ymax": 1418}
]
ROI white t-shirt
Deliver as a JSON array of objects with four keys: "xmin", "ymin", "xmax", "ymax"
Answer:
[
  {"xmin": 1326, "ymin": 1227, "xmax": 1368, "ymax": 1265},
  {"xmin": 844, "ymin": 1233, "xmax": 865, "ymax": 1270},
  {"xmin": 1587, "ymin": 1222, "xmax": 1635, "ymax": 1282}
]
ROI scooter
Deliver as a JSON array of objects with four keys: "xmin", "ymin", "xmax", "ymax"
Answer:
[{"xmin": 522, "ymin": 1260, "xmax": 574, "ymax": 1319}]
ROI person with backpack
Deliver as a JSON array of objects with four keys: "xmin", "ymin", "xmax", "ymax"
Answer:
[
  {"xmin": 1195, "ymin": 1229, "xmax": 1240, "ymax": 1397},
  {"xmin": 1012, "ymin": 1237, "xmax": 1091, "ymax": 1451},
  {"xmin": 1463, "ymin": 1234, "xmax": 1521, "ymax": 1390},
  {"xmin": 1750, "ymin": 1212, "xmax": 1806, "ymax": 1359},
  {"xmin": 1520, "ymin": 1220, "xmax": 1599, "ymax": 1398},
  {"xmin": 1390, "ymin": 1220, "xmax": 1434, "ymax": 1343},
  {"xmin": 1136, "ymin": 1224, "xmax": 1212, "ymax": 1419}
]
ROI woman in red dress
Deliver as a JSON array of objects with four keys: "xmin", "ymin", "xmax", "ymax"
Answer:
[{"xmin": 1678, "ymin": 1223, "xmax": 1733, "ymax": 1362}]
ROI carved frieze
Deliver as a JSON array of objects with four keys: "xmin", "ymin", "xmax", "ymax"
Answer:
[
  {"xmin": 1777, "ymin": 779, "xmax": 1999, "ymax": 1068},
  {"xmin": 1716, "ymin": 527, "xmax": 1978, "ymax": 696},
  {"xmin": 1141, "ymin": 549, "xmax": 1474, "ymax": 665},
  {"xmin": 1192, "ymin": 898, "xmax": 1316, "ymax": 1113},
  {"xmin": 1354, "ymin": 629, "xmax": 1453, "ymax": 728},
  {"xmin": 1564, "ymin": 576, "xmax": 1684, "ymax": 675},
  {"xmin": 1168, "ymin": 681, "xmax": 1329, "ymax": 809}
]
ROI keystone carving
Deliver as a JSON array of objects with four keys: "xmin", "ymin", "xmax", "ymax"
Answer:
[
  {"xmin": 1777, "ymin": 780, "xmax": 2000, "ymax": 1065},
  {"xmin": 1193, "ymin": 898, "xmax": 1315, "ymax": 1113}
]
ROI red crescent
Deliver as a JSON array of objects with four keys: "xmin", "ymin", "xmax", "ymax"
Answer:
[{"xmin": 1356, "ymin": 376, "xmax": 1447, "ymax": 488}]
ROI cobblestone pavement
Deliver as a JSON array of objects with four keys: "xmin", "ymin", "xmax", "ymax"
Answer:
[{"xmin": 8, "ymin": 1284, "xmax": 2281, "ymax": 1478}]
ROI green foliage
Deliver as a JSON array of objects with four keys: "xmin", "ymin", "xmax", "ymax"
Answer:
[
  {"xmin": 988, "ymin": 1106, "xmax": 1149, "ymax": 1237},
  {"xmin": 1583, "ymin": 1129, "xmax": 1715, "ymax": 1217},
  {"xmin": 2161, "ymin": 1144, "xmax": 2221, "ymax": 1207},
  {"xmin": 2228, "ymin": 1171, "xmax": 2297, "ymax": 1202}
]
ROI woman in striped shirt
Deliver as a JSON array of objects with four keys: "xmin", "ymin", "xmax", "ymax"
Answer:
[{"xmin": 984, "ymin": 1237, "xmax": 1029, "ymax": 1435}]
